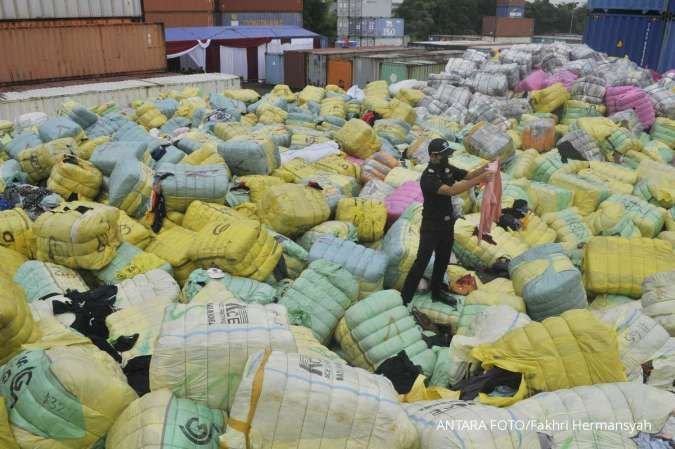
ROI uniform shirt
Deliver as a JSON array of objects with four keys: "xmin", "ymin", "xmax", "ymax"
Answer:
[{"xmin": 419, "ymin": 164, "xmax": 468, "ymax": 232}]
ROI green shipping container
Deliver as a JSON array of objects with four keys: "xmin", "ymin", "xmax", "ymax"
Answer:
[{"xmin": 380, "ymin": 59, "xmax": 445, "ymax": 84}]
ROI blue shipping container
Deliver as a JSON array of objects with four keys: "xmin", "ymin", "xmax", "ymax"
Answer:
[
  {"xmin": 265, "ymin": 53, "xmax": 284, "ymax": 85},
  {"xmin": 659, "ymin": 19, "xmax": 675, "ymax": 72},
  {"xmin": 496, "ymin": 6, "xmax": 524, "ymax": 17},
  {"xmin": 584, "ymin": 13, "xmax": 666, "ymax": 69},
  {"xmin": 587, "ymin": 0, "xmax": 668, "ymax": 13}
]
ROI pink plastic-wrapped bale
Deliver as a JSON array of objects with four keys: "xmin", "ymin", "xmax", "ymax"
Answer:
[
  {"xmin": 543, "ymin": 69, "xmax": 578, "ymax": 90},
  {"xmin": 345, "ymin": 155, "xmax": 364, "ymax": 166},
  {"xmin": 605, "ymin": 85, "xmax": 656, "ymax": 128},
  {"xmin": 516, "ymin": 69, "xmax": 547, "ymax": 92},
  {"xmin": 384, "ymin": 180, "xmax": 423, "ymax": 224}
]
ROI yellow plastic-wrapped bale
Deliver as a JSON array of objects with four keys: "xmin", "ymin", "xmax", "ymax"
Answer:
[
  {"xmin": 175, "ymin": 96, "xmax": 208, "ymax": 118},
  {"xmin": 237, "ymin": 175, "xmax": 285, "ymax": 203},
  {"xmin": 117, "ymin": 211, "xmax": 153, "ymax": 249},
  {"xmin": 583, "ymin": 236, "xmax": 675, "ymax": 298},
  {"xmin": 223, "ymin": 89, "xmax": 260, "ymax": 103},
  {"xmin": 312, "ymin": 154, "xmax": 361, "ymax": 179},
  {"xmin": 320, "ymin": 96, "xmax": 346, "ymax": 119},
  {"xmin": 133, "ymin": 102, "xmax": 167, "ymax": 129},
  {"xmin": 658, "ymin": 231, "xmax": 675, "ymax": 248},
  {"xmin": 0, "ymin": 208, "xmax": 34, "ymax": 257},
  {"xmin": 46, "ymin": 154, "xmax": 102, "ymax": 201},
  {"xmin": 511, "ymin": 212, "xmax": 557, "ymax": 248},
  {"xmin": 465, "ymin": 278, "xmax": 526, "ymax": 313},
  {"xmin": 183, "ymin": 201, "xmax": 248, "ymax": 232},
  {"xmin": 386, "ymin": 98, "xmax": 416, "ymax": 124},
  {"xmin": 520, "ymin": 179, "xmax": 572, "ymax": 216},
  {"xmin": 549, "ymin": 171, "xmax": 609, "ymax": 216},
  {"xmin": 384, "ymin": 167, "xmax": 421, "ymax": 188},
  {"xmin": 542, "ymin": 208, "xmax": 593, "ymax": 245},
  {"xmin": 33, "ymin": 201, "xmax": 121, "ymax": 270},
  {"xmin": 18, "ymin": 137, "xmax": 77, "ymax": 183},
  {"xmin": 530, "ymin": 83, "xmax": 570, "ymax": 113},
  {"xmin": 270, "ymin": 158, "xmax": 318, "ymax": 183},
  {"xmin": 145, "ymin": 226, "xmax": 197, "ymax": 286},
  {"xmin": 188, "ymin": 219, "xmax": 282, "ymax": 281},
  {"xmin": 257, "ymin": 183, "xmax": 330, "ymax": 237},
  {"xmin": 572, "ymin": 116, "xmax": 619, "ymax": 144},
  {"xmin": 335, "ymin": 198, "xmax": 387, "ymax": 243},
  {"xmin": 471, "ymin": 309, "xmax": 625, "ymax": 407},
  {"xmin": 77, "ymin": 136, "xmax": 110, "ymax": 160},
  {"xmin": 650, "ymin": 117, "xmax": 675, "ymax": 149},
  {"xmin": 584, "ymin": 201, "xmax": 641, "ymax": 238},
  {"xmin": 0, "ymin": 272, "xmax": 39, "ymax": 365},
  {"xmin": 334, "ymin": 118, "xmax": 381, "ymax": 159},
  {"xmin": 591, "ymin": 161, "xmax": 638, "ymax": 183},
  {"xmin": 0, "ymin": 246, "xmax": 27, "ymax": 279},
  {"xmin": 603, "ymin": 194, "xmax": 665, "ymax": 238},
  {"xmin": 577, "ymin": 168, "xmax": 634, "ymax": 196},
  {"xmin": 505, "ymin": 149, "xmax": 538, "ymax": 179},
  {"xmin": 256, "ymin": 103, "xmax": 288, "ymax": 125},
  {"xmin": 637, "ymin": 159, "xmax": 675, "ymax": 208},
  {"xmin": 297, "ymin": 85, "xmax": 325, "ymax": 105},
  {"xmin": 182, "ymin": 144, "xmax": 226, "ymax": 166},
  {"xmin": 453, "ymin": 214, "xmax": 529, "ymax": 270}
]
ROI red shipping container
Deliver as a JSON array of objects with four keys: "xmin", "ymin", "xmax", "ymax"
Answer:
[
  {"xmin": 217, "ymin": 0, "xmax": 303, "ymax": 12},
  {"xmin": 145, "ymin": 11, "xmax": 215, "ymax": 27},
  {"xmin": 482, "ymin": 16, "xmax": 534, "ymax": 37},
  {"xmin": 143, "ymin": 0, "xmax": 215, "ymax": 12}
]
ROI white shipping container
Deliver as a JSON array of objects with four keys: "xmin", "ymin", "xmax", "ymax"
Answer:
[
  {"xmin": 0, "ymin": 0, "xmax": 142, "ymax": 20},
  {"xmin": 337, "ymin": 0, "xmax": 392, "ymax": 18},
  {"xmin": 0, "ymin": 73, "xmax": 240, "ymax": 118}
]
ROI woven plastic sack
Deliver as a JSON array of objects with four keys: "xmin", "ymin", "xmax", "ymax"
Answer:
[
  {"xmin": 542, "ymin": 207, "xmax": 593, "ymax": 245},
  {"xmin": 583, "ymin": 236, "xmax": 675, "ymax": 298},
  {"xmin": 463, "ymin": 122, "xmax": 515, "ymax": 162},
  {"xmin": 150, "ymin": 302, "xmax": 296, "ymax": 410},
  {"xmin": 38, "ymin": 116, "xmax": 84, "ymax": 142},
  {"xmin": 466, "ymin": 72, "xmax": 508, "ymax": 97},
  {"xmin": 90, "ymin": 141, "xmax": 147, "ymax": 176},
  {"xmin": 509, "ymin": 243, "xmax": 587, "ymax": 321},
  {"xmin": 334, "ymin": 118, "xmax": 381, "ymax": 159},
  {"xmin": 296, "ymin": 221, "xmax": 358, "ymax": 252},
  {"xmin": 511, "ymin": 212, "xmax": 557, "ymax": 248},
  {"xmin": 257, "ymin": 183, "xmax": 330, "ymax": 237},
  {"xmin": 0, "ymin": 208, "xmax": 34, "ymax": 257},
  {"xmin": 218, "ymin": 137, "xmax": 279, "ymax": 176},
  {"xmin": 182, "ymin": 268, "xmax": 276, "ymax": 305},
  {"xmin": 94, "ymin": 241, "xmax": 171, "ymax": 284},
  {"xmin": 14, "ymin": 260, "xmax": 88, "ymax": 303},
  {"xmin": 641, "ymin": 271, "xmax": 675, "ymax": 336},
  {"xmin": 530, "ymin": 83, "xmax": 570, "ymax": 113},
  {"xmin": 549, "ymin": 171, "xmax": 609, "ymax": 216},
  {"xmin": 335, "ymin": 198, "xmax": 387, "ymax": 243},
  {"xmin": 221, "ymin": 350, "xmax": 417, "ymax": 449},
  {"xmin": 604, "ymin": 194, "xmax": 665, "ymax": 238},
  {"xmin": 0, "ymin": 271, "xmax": 39, "ymax": 364},
  {"xmin": 335, "ymin": 289, "xmax": 437, "ymax": 375},
  {"xmin": 143, "ymin": 225, "xmax": 196, "ymax": 284},
  {"xmin": 188, "ymin": 219, "xmax": 282, "ymax": 282},
  {"xmin": 584, "ymin": 201, "xmax": 641, "ymax": 237},
  {"xmin": 155, "ymin": 163, "xmax": 230, "ymax": 212},
  {"xmin": 46, "ymin": 154, "xmax": 102, "ymax": 201},
  {"xmin": 33, "ymin": 201, "xmax": 121, "ymax": 270},
  {"xmin": 651, "ymin": 117, "xmax": 675, "ymax": 149},
  {"xmin": 17, "ymin": 137, "xmax": 78, "ymax": 183}
]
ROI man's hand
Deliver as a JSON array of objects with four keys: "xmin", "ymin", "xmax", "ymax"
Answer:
[{"xmin": 478, "ymin": 171, "xmax": 494, "ymax": 183}]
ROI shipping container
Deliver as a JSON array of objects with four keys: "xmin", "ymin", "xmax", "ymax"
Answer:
[
  {"xmin": 496, "ymin": 0, "xmax": 525, "ymax": 5},
  {"xmin": 658, "ymin": 19, "xmax": 674, "ymax": 72},
  {"xmin": 356, "ymin": 36, "xmax": 406, "ymax": 47},
  {"xmin": 584, "ymin": 13, "xmax": 666, "ymax": 69},
  {"xmin": 327, "ymin": 58, "xmax": 353, "ymax": 89},
  {"xmin": 353, "ymin": 53, "xmax": 405, "ymax": 87},
  {"xmin": 380, "ymin": 59, "xmax": 444, "ymax": 84},
  {"xmin": 0, "ymin": 23, "xmax": 166, "ymax": 85},
  {"xmin": 337, "ymin": 17, "xmax": 404, "ymax": 38},
  {"xmin": 143, "ymin": 0, "xmax": 214, "ymax": 12},
  {"xmin": 496, "ymin": 6, "xmax": 524, "ymax": 17},
  {"xmin": 284, "ymin": 50, "xmax": 307, "ymax": 89},
  {"xmin": 145, "ymin": 11, "xmax": 214, "ymax": 27},
  {"xmin": 216, "ymin": 0, "xmax": 302, "ymax": 13},
  {"xmin": 307, "ymin": 53, "xmax": 327, "ymax": 86},
  {"xmin": 337, "ymin": 0, "xmax": 392, "ymax": 18},
  {"xmin": 482, "ymin": 16, "xmax": 534, "ymax": 37},
  {"xmin": 0, "ymin": 17, "xmax": 137, "ymax": 28},
  {"xmin": 0, "ymin": 0, "xmax": 142, "ymax": 20},
  {"xmin": 265, "ymin": 53, "xmax": 284, "ymax": 84},
  {"xmin": 587, "ymin": 0, "xmax": 668, "ymax": 13},
  {"xmin": 215, "ymin": 11, "xmax": 302, "ymax": 26}
]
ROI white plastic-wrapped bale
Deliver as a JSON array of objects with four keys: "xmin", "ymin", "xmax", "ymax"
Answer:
[
  {"xmin": 433, "ymin": 85, "xmax": 472, "ymax": 108},
  {"xmin": 482, "ymin": 62, "xmax": 521, "ymax": 90},
  {"xmin": 221, "ymin": 350, "xmax": 419, "ymax": 449},
  {"xmin": 465, "ymin": 72, "xmax": 509, "ymax": 97},
  {"xmin": 641, "ymin": 270, "xmax": 675, "ymax": 336},
  {"xmin": 463, "ymin": 122, "xmax": 515, "ymax": 162},
  {"xmin": 644, "ymin": 83, "xmax": 675, "ymax": 119},
  {"xmin": 444, "ymin": 58, "xmax": 478, "ymax": 78},
  {"xmin": 149, "ymin": 301, "xmax": 297, "ymax": 410},
  {"xmin": 113, "ymin": 269, "xmax": 181, "ymax": 309},
  {"xmin": 13, "ymin": 260, "xmax": 88, "ymax": 302}
]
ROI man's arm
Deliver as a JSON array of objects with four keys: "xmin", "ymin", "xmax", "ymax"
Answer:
[
  {"xmin": 436, "ymin": 171, "xmax": 492, "ymax": 197},
  {"xmin": 465, "ymin": 164, "xmax": 488, "ymax": 180}
]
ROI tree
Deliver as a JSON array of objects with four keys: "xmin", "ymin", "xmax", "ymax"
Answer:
[{"xmin": 304, "ymin": 0, "xmax": 337, "ymax": 42}]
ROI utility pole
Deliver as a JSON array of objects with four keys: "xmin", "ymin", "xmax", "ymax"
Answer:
[{"xmin": 569, "ymin": 2, "xmax": 578, "ymax": 34}]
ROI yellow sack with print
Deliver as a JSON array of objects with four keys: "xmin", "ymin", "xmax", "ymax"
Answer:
[
  {"xmin": 77, "ymin": 136, "xmax": 110, "ymax": 160},
  {"xmin": 188, "ymin": 219, "xmax": 282, "ymax": 281},
  {"xmin": 271, "ymin": 158, "xmax": 318, "ymax": 183},
  {"xmin": 584, "ymin": 201, "xmax": 641, "ymax": 238},
  {"xmin": 365, "ymin": 80, "xmax": 389, "ymax": 98},
  {"xmin": 573, "ymin": 116, "xmax": 619, "ymax": 143},
  {"xmin": 549, "ymin": 170, "xmax": 609, "ymax": 216},
  {"xmin": 183, "ymin": 201, "xmax": 248, "ymax": 232},
  {"xmin": 270, "ymin": 84, "xmax": 295, "ymax": 102},
  {"xmin": 258, "ymin": 183, "xmax": 330, "ymax": 237},
  {"xmin": 18, "ymin": 137, "xmax": 77, "ymax": 182},
  {"xmin": 320, "ymin": 97, "xmax": 346, "ymax": 119},
  {"xmin": 542, "ymin": 207, "xmax": 593, "ymax": 245},
  {"xmin": 312, "ymin": 154, "xmax": 361, "ymax": 179},
  {"xmin": 637, "ymin": 159, "xmax": 675, "ymax": 208},
  {"xmin": 603, "ymin": 194, "xmax": 665, "ymax": 238},
  {"xmin": 465, "ymin": 278, "xmax": 526, "ymax": 313},
  {"xmin": 530, "ymin": 83, "xmax": 570, "ymax": 113},
  {"xmin": 0, "ymin": 272, "xmax": 39, "ymax": 365},
  {"xmin": 335, "ymin": 198, "xmax": 387, "ymax": 243},
  {"xmin": 212, "ymin": 122, "xmax": 251, "ymax": 141},
  {"xmin": 583, "ymin": 236, "xmax": 675, "ymax": 298},
  {"xmin": 0, "ymin": 208, "xmax": 34, "ymax": 257},
  {"xmin": 256, "ymin": 103, "xmax": 288, "ymax": 124},
  {"xmin": 223, "ymin": 89, "xmax": 260, "ymax": 103},
  {"xmin": 47, "ymin": 154, "xmax": 103, "ymax": 201},
  {"xmin": 117, "ymin": 210, "xmax": 153, "ymax": 249},
  {"xmin": 384, "ymin": 167, "xmax": 421, "ymax": 188},
  {"xmin": 334, "ymin": 118, "xmax": 381, "ymax": 159},
  {"xmin": 33, "ymin": 201, "xmax": 121, "ymax": 270},
  {"xmin": 0, "ymin": 246, "xmax": 27, "ymax": 279},
  {"xmin": 386, "ymin": 98, "xmax": 416, "ymax": 125},
  {"xmin": 506, "ymin": 149, "xmax": 538, "ymax": 179},
  {"xmin": 471, "ymin": 309, "xmax": 626, "ymax": 407},
  {"xmin": 511, "ymin": 212, "xmax": 557, "ymax": 248},
  {"xmin": 144, "ymin": 226, "xmax": 197, "ymax": 286},
  {"xmin": 175, "ymin": 96, "xmax": 208, "ymax": 118},
  {"xmin": 577, "ymin": 169, "xmax": 633, "ymax": 196},
  {"xmin": 0, "ymin": 398, "xmax": 18, "ymax": 449}
]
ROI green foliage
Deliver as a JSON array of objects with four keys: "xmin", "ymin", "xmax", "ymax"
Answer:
[
  {"xmin": 304, "ymin": 0, "xmax": 337, "ymax": 41},
  {"xmin": 526, "ymin": 0, "xmax": 587, "ymax": 35}
]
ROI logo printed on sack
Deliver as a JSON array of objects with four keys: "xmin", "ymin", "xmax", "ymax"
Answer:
[
  {"xmin": 1, "ymin": 231, "xmax": 14, "ymax": 244},
  {"xmin": 221, "ymin": 303, "xmax": 249, "ymax": 324},
  {"xmin": 211, "ymin": 223, "xmax": 230, "ymax": 236},
  {"xmin": 179, "ymin": 417, "xmax": 218, "ymax": 445},
  {"xmin": 298, "ymin": 355, "xmax": 344, "ymax": 381},
  {"xmin": 1, "ymin": 355, "xmax": 34, "ymax": 408}
]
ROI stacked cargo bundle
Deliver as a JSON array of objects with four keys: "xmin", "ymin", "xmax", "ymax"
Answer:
[
  {"xmin": 143, "ymin": 0, "xmax": 216, "ymax": 27},
  {"xmin": 336, "ymin": 0, "xmax": 406, "ymax": 48},
  {"xmin": 482, "ymin": 0, "xmax": 534, "ymax": 42},
  {"xmin": 584, "ymin": 0, "xmax": 674, "ymax": 72},
  {"xmin": 215, "ymin": 0, "xmax": 303, "ymax": 27},
  {"xmin": 0, "ymin": 0, "xmax": 166, "ymax": 85}
]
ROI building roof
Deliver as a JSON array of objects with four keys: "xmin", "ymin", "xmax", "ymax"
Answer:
[{"xmin": 165, "ymin": 25, "xmax": 319, "ymax": 43}]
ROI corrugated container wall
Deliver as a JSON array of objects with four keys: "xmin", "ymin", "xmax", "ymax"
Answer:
[
  {"xmin": 284, "ymin": 50, "xmax": 306, "ymax": 89},
  {"xmin": 337, "ymin": 0, "xmax": 392, "ymax": 18},
  {"xmin": 482, "ymin": 16, "xmax": 534, "ymax": 36},
  {"xmin": 265, "ymin": 53, "xmax": 284, "ymax": 84},
  {"xmin": 0, "ymin": 23, "xmax": 166, "ymax": 84},
  {"xmin": 584, "ymin": 13, "xmax": 666, "ymax": 69},
  {"xmin": 338, "ymin": 17, "xmax": 404, "ymax": 37},
  {"xmin": 217, "ymin": 0, "xmax": 302, "ymax": 12},
  {"xmin": 380, "ymin": 60, "xmax": 444, "ymax": 84},
  {"xmin": 658, "ymin": 19, "xmax": 674, "ymax": 72},
  {"xmin": 145, "ymin": 11, "xmax": 214, "ymax": 26},
  {"xmin": 587, "ymin": 0, "xmax": 668, "ymax": 13},
  {"xmin": 307, "ymin": 53, "xmax": 327, "ymax": 86},
  {"xmin": 216, "ymin": 12, "xmax": 302, "ymax": 26},
  {"xmin": 0, "ymin": 0, "xmax": 142, "ymax": 20},
  {"xmin": 327, "ymin": 59, "xmax": 352, "ymax": 89},
  {"xmin": 143, "ymin": 0, "xmax": 214, "ymax": 12},
  {"xmin": 496, "ymin": 6, "xmax": 524, "ymax": 17}
]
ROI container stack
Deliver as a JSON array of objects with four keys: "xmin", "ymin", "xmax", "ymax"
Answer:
[
  {"xmin": 144, "ymin": 0, "xmax": 216, "ymax": 27},
  {"xmin": 215, "ymin": 0, "xmax": 304, "ymax": 27},
  {"xmin": 336, "ymin": 0, "xmax": 406, "ymax": 47},
  {"xmin": 0, "ymin": 0, "xmax": 166, "ymax": 85},
  {"xmin": 584, "ymin": 0, "xmax": 674, "ymax": 72},
  {"xmin": 482, "ymin": 0, "xmax": 534, "ymax": 42}
]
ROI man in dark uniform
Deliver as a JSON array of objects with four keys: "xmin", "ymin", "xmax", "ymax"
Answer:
[{"xmin": 400, "ymin": 138, "xmax": 493, "ymax": 305}]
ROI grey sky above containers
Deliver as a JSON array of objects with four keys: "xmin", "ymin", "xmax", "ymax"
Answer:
[{"xmin": 0, "ymin": 0, "xmax": 142, "ymax": 20}]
